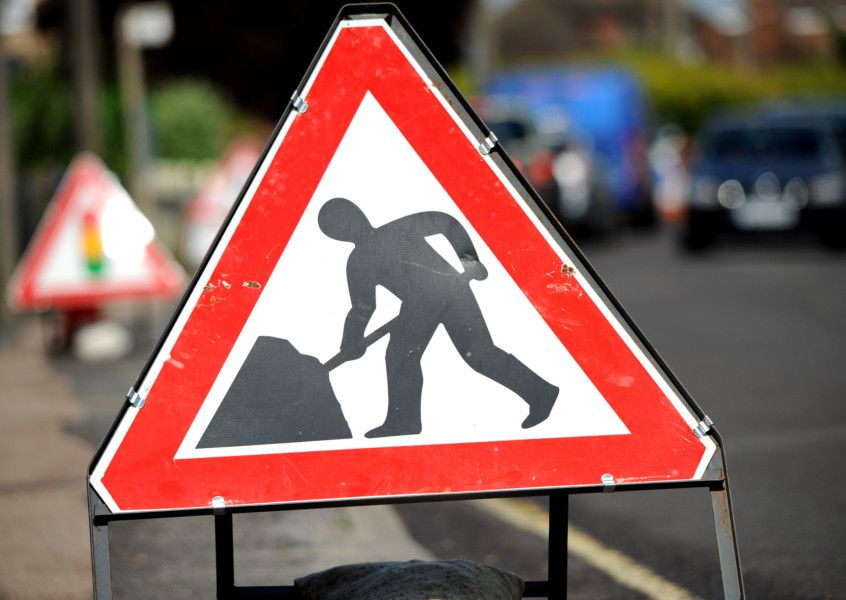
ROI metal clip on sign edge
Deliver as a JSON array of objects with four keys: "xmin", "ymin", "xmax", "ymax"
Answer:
[
  {"xmin": 126, "ymin": 387, "xmax": 145, "ymax": 409},
  {"xmin": 693, "ymin": 415, "xmax": 714, "ymax": 438},
  {"xmin": 291, "ymin": 92, "xmax": 308, "ymax": 114},
  {"xmin": 478, "ymin": 132, "xmax": 498, "ymax": 156}
]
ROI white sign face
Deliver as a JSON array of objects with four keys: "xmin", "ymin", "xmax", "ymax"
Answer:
[
  {"xmin": 36, "ymin": 178, "xmax": 154, "ymax": 291},
  {"xmin": 177, "ymin": 92, "xmax": 629, "ymax": 459}
]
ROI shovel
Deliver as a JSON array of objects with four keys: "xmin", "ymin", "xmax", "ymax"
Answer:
[{"xmin": 197, "ymin": 318, "xmax": 395, "ymax": 448}]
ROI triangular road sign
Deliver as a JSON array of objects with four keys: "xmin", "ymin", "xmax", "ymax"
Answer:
[
  {"xmin": 182, "ymin": 139, "xmax": 263, "ymax": 267},
  {"xmin": 7, "ymin": 154, "xmax": 186, "ymax": 311},
  {"xmin": 90, "ymin": 9, "xmax": 716, "ymax": 514}
]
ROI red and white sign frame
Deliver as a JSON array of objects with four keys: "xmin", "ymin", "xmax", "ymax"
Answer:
[{"xmin": 90, "ymin": 13, "xmax": 717, "ymax": 514}]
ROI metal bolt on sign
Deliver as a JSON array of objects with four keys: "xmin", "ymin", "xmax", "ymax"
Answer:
[
  {"xmin": 126, "ymin": 387, "xmax": 144, "ymax": 409},
  {"xmin": 694, "ymin": 415, "xmax": 715, "ymax": 438},
  {"xmin": 211, "ymin": 496, "xmax": 226, "ymax": 515},
  {"xmin": 478, "ymin": 132, "xmax": 498, "ymax": 155},
  {"xmin": 291, "ymin": 93, "xmax": 308, "ymax": 114}
]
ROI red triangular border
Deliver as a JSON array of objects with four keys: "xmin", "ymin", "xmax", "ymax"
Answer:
[{"xmin": 92, "ymin": 18, "xmax": 713, "ymax": 513}]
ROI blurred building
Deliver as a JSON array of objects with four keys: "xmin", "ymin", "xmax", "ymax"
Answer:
[
  {"xmin": 494, "ymin": 0, "xmax": 660, "ymax": 60},
  {"xmin": 691, "ymin": 0, "xmax": 846, "ymax": 65},
  {"xmin": 489, "ymin": 0, "xmax": 846, "ymax": 68}
]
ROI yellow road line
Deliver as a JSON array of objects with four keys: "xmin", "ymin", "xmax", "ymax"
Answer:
[{"xmin": 472, "ymin": 498, "xmax": 703, "ymax": 600}]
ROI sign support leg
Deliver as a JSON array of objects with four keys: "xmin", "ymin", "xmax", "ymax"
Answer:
[
  {"xmin": 710, "ymin": 483, "xmax": 745, "ymax": 599},
  {"xmin": 88, "ymin": 487, "xmax": 113, "ymax": 600},
  {"xmin": 548, "ymin": 492, "xmax": 569, "ymax": 599},
  {"xmin": 215, "ymin": 513, "xmax": 235, "ymax": 600}
]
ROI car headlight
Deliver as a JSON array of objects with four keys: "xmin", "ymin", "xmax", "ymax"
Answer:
[
  {"xmin": 690, "ymin": 177, "xmax": 719, "ymax": 207},
  {"xmin": 717, "ymin": 179, "xmax": 745, "ymax": 209},
  {"xmin": 810, "ymin": 172, "xmax": 845, "ymax": 206},
  {"xmin": 783, "ymin": 178, "xmax": 809, "ymax": 210}
]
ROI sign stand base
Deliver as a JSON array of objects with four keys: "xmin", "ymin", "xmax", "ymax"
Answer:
[
  {"xmin": 711, "ymin": 486, "xmax": 744, "ymax": 598},
  {"xmin": 215, "ymin": 513, "xmax": 234, "ymax": 599},
  {"xmin": 205, "ymin": 494, "xmax": 572, "ymax": 600},
  {"xmin": 548, "ymin": 493, "xmax": 569, "ymax": 598},
  {"xmin": 88, "ymin": 489, "xmax": 113, "ymax": 599},
  {"xmin": 88, "ymin": 450, "xmax": 744, "ymax": 599}
]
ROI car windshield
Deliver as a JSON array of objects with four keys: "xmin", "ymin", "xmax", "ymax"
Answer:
[{"xmin": 704, "ymin": 125, "xmax": 832, "ymax": 162}]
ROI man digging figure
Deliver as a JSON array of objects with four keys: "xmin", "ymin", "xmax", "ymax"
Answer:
[{"xmin": 319, "ymin": 197, "xmax": 559, "ymax": 439}]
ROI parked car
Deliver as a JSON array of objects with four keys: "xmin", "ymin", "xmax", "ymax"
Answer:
[
  {"xmin": 682, "ymin": 111, "xmax": 846, "ymax": 250},
  {"xmin": 481, "ymin": 103, "xmax": 618, "ymax": 237},
  {"xmin": 485, "ymin": 67, "xmax": 654, "ymax": 227},
  {"xmin": 759, "ymin": 101, "xmax": 846, "ymax": 147}
]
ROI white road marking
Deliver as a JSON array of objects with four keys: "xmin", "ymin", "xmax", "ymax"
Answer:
[{"xmin": 472, "ymin": 498, "xmax": 703, "ymax": 600}]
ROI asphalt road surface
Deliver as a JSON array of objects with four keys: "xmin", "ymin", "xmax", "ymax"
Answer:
[{"xmin": 62, "ymin": 227, "xmax": 846, "ymax": 599}]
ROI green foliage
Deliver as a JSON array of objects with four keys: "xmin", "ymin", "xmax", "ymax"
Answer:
[
  {"xmin": 150, "ymin": 79, "xmax": 234, "ymax": 160},
  {"xmin": 447, "ymin": 64, "xmax": 478, "ymax": 99},
  {"xmin": 11, "ymin": 68, "xmax": 242, "ymax": 174},
  {"xmin": 98, "ymin": 85, "xmax": 128, "ymax": 176},
  {"xmin": 610, "ymin": 52, "xmax": 846, "ymax": 133},
  {"xmin": 11, "ymin": 66, "xmax": 74, "ymax": 168}
]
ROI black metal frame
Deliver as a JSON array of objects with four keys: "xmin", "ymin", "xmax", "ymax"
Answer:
[
  {"xmin": 88, "ymin": 455, "xmax": 743, "ymax": 599},
  {"xmin": 87, "ymin": 4, "xmax": 745, "ymax": 598},
  {"xmin": 204, "ymin": 496, "xmax": 563, "ymax": 600},
  {"xmin": 88, "ymin": 445, "xmax": 743, "ymax": 598}
]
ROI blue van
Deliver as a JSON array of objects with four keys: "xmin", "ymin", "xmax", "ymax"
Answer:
[{"xmin": 485, "ymin": 67, "xmax": 654, "ymax": 225}]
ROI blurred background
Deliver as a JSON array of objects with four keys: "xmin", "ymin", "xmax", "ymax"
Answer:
[{"xmin": 1, "ymin": 0, "xmax": 845, "ymax": 598}]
